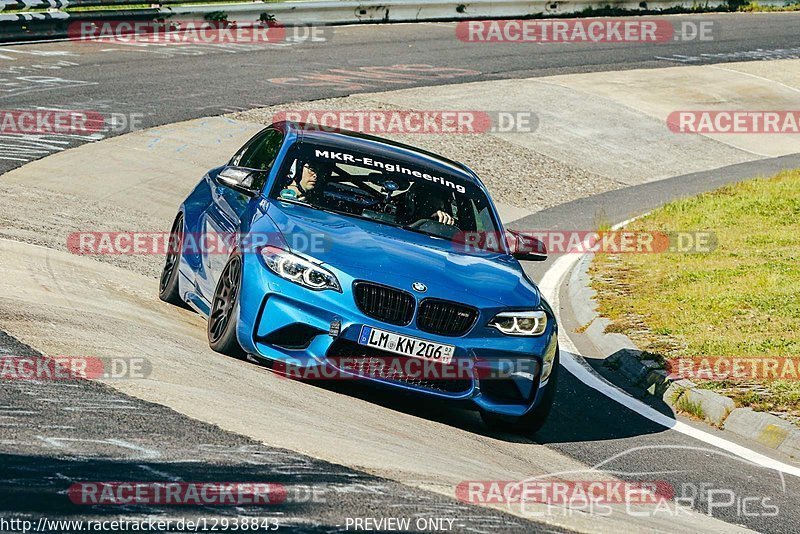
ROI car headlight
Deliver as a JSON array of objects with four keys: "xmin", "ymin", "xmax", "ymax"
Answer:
[
  {"xmin": 260, "ymin": 246, "xmax": 341, "ymax": 292},
  {"xmin": 489, "ymin": 310, "xmax": 547, "ymax": 336}
]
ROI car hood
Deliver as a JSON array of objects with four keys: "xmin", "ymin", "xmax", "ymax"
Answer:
[{"xmin": 262, "ymin": 202, "xmax": 541, "ymax": 307}]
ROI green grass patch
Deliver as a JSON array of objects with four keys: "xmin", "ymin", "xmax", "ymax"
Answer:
[
  {"xmin": 672, "ymin": 389, "xmax": 707, "ymax": 421},
  {"xmin": 735, "ymin": 1, "xmax": 800, "ymax": 11},
  {"xmin": 590, "ymin": 170, "xmax": 800, "ymax": 422}
]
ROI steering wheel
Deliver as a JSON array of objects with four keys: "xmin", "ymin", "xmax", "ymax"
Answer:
[{"xmin": 324, "ymin": 182, "xmax": 380, "ymax": 206}]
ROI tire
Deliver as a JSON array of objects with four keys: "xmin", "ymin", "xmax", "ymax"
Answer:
[
  {"xmin": 480, "ymin": 349, "xmax": 559, "ymax": 436},
  {"xmin": 207, "ymin": 253, "xmax": 246, "ymax": 358},
  {"xmin": 159, "ymin": 214, "xmax": 185, "ymax": 306}
]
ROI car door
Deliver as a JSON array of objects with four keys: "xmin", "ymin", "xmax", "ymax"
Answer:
[{"xmin": 199, "ymin": 128, "xmax": 284, "ymax": 302}]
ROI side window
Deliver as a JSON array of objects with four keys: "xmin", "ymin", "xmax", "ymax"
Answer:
[
  {"xmin": 469, "ymin": 199, "xmax": 492, "ymax": 233},
  {"xmin": 231, "ymin": 129, "xmax": 283, "ymax": 171}
]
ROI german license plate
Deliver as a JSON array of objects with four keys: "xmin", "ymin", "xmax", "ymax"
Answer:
[{"xmin": 357, "ymin": 326, "xmax": 455, "ymax": 365}]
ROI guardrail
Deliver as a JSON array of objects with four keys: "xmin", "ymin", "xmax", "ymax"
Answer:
[
  {"xmin": 0, "ymin": 0, "xmax": 791, "ymax": 43},
  {"xmin": 170, "ymin": 0, "xmax": 731, "ymax": 24},
  {"xmin": 0, "ymin": 0, "xmax": 190, "ymax": 8}
]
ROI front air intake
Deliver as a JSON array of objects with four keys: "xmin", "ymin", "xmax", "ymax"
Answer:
[
  {"xmin": 353, "ymin": 281, "xmax": 416, "ymax": 326},
  {"xmin": 417, "ymin": 298, "xmax": 478, "ymax": 337}
]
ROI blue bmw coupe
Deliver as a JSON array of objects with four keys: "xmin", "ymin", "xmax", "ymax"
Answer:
[{"xmin": 160, "ymin": 121, "xmax": 559, "ymax": 434}]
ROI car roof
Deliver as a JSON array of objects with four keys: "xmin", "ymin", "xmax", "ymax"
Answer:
[{"xmin": 272, "ymin": 121, "xmax": 482, "ymax": 185}]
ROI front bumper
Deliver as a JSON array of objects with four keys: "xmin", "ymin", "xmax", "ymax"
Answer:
[{"xmin": 237, "ymin": 253, "xmax": 558, "ymax": 417}]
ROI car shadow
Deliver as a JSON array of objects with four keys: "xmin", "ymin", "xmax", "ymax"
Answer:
[
  {"xmin": 534, "ymin": 352, "xmax": 675, "ymax": 444},
  {"xmin": 260, "ymin": 349, "xmax": 677, "ymax": 445}
]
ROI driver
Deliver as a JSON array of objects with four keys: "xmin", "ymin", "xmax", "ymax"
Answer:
[
  {"xmin": 431, "ymin": 209, "xmax": 455, "ymax": 225},
  {"xmin": 283, "ymin": 160, "xmax": 328, "ymax": 202},
  {"xmin": 406, "ymin": 182, "xmax": 456, "ymax": 226}
]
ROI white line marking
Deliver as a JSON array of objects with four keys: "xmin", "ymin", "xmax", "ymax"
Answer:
[
  {"xmin": 36, "ymin": 436, "xmax": 161, "ymax": 459},
  {"xmin": 539, "ymin": 220, "xmax": 800, "ymax": 479},
  {"xmin": 138, "ymin": 464, "xmax": 180, "ymax": 481}
]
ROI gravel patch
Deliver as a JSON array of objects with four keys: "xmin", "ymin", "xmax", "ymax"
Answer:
[{"xmin": 231, "ymin": 96, "xmax": 621, "ymax": 213}]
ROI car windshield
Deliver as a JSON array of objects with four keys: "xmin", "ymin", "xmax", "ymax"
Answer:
[{"xmin": 269, "ymin": 142, "xmax": 501, "ymax": 242}]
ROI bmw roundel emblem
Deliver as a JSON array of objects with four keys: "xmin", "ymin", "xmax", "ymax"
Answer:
[{"xmin": 412, "ymin": 282, "xmax": 427, "ymax": 293}]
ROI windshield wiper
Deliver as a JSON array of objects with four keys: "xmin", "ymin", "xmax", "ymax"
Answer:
[{"xmin": 401, "ymin": 225, "xmax": 450, "ymax": 241}]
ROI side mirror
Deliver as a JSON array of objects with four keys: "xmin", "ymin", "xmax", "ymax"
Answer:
[
  {"xmin": 217, "ymin": 167, "xmax": 264, "ymax": 197},
  {"xmin": 506, "ymin": 229, "xmax": 547, "ymax": 261}
]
